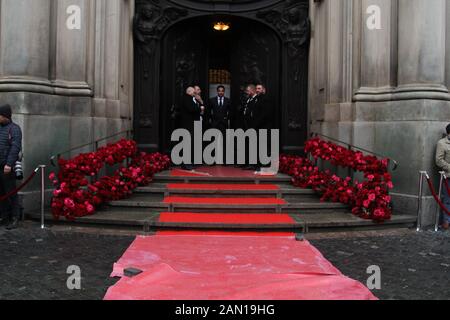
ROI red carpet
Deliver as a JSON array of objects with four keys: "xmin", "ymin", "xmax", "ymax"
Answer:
[
  {"xmin": 171, "ymin": 166, "xmax": 276, "ymax": 178},
  {"xmin": 104, "ymin": 166, "xmax": 377, "ymax": 300},
  {"xmin": 170, "ymin": 169, "xmax": 210, "ymax": 177},
  {"xmin": 156, "ymin": 230, "xmax": 295, "ymax": 237},
  {"xmin": 105, "ymin": 235, "xmax": 377, "ymax": 300},
  {"xmin": 164, "ymin": 196, "xmax": 286, "ymax": 205},
  {"xmin": 167, "ymin": 183, "xmax": 280, "ymax": 191},
  {"xmin": 159, "ymin": 213, "xmax": 295, "ymax": 224}
]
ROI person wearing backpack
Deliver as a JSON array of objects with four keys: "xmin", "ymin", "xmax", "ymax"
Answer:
[{"xmin": 0, "ymin": 104, "xmax": 23, "ymax": 230}]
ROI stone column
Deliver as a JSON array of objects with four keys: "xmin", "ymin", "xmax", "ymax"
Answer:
[
  {"xmin": 53, "ymin": 0, "xmax": 93, "ymax": 96},
  {"xmin": 0, "ymin": 0, "xmax": 51, "ymax": 86},
  {"xmin": 397, "ymin": 0, "xmax": 448, "ymax": 97},
  {"xmin": 353, "ymin": 0, "xmax": 398, "ymax": 102},
  {"xmin": 446, "ymin": 0, "xmax": 450, "ymax": 89}
]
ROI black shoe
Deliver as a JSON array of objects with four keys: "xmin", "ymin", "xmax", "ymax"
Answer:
[{"xmin": 6, "ymin": 218, "xmax": 19, "ymax": 231}]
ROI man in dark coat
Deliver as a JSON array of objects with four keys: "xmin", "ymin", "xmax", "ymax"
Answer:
[
  {"xmin": 251, "ymin": 84, "xmax": 275, "ymax": 172},
  {"xmin": 0, "ymin": 104, "xmax": 22, "ymax": 230},
  {"xmin": 254, "ymin": 84, "xmax": 274, "ymax": 131},
  {"xmin": 243, "ymin": 85, "xmax": 258, "ymax": 132},
  {"xmin": 208, "ymin": 86, "xmax": 231, "ymax": 164},
  {"xmin": 239, "ymin": 85, "xmax": 258, "ymax": 169},
  {"xmin": 179, "ymin": 87, "xmax": 203, "ymax": 170}
]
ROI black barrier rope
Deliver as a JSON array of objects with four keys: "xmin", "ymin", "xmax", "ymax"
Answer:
[
  {"xmin": 0, "ymin": 170, "xmax": 38, "ymax": 202},
  {"xmin": 425, "ymin": 176, "xmax": 450, "ymax": 216}
]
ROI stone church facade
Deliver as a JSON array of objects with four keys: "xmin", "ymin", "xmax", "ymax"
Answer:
[{"xmin": 2, "ymin": 0, "xmax": 449, "ymax": 225}]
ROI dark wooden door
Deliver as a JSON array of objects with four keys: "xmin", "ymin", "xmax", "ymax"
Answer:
[
  {"xmin": 134, "ymin": 0, "xmax": 310, "ymax": 155},
  {"xmin": 159, "ymin": 22, "xmax": 209, "ymax": 154},
  {"xmin": 159, "ymin": 19, "xmax": 282, "ymax": 153},
  {"xmin": 230, "ymin": 20, "xmax": 281, "ymax": 131}
]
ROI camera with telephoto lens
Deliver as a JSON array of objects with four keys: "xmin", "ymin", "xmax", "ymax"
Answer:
[{"xmin": 14, "ymin": 152, "xmax": 23, "ymax": 181}]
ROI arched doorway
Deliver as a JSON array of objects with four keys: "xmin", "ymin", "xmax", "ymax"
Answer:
[
  {"xmin": 133, "ymin": 0, "xmax": 310, "ymax": 154},
  {"xmin": 159, "ymin": 16, "xmax": 281, "ymax": 154}
]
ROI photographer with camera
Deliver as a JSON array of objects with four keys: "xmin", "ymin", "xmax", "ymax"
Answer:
[{"xmin": 0, "ymin": 104, "xmax": 23, "ymax": 230}]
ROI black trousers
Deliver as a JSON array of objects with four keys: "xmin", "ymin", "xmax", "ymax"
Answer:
[
  {"xmin": 0, "ymin": 171, "xmax": 20, "ymax": 220},
  {"xmin": 259, "ymin": 129, "xmax": 273, "ymax": 169}
]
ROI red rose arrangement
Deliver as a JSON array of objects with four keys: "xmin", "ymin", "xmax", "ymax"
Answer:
[
  {"xmin": 50, "ymin": 139, "xmax": 170, "ymax": 221},
  {"xmin": 280, "ymin": 138, "xmax": 394, "ymax": 221}
]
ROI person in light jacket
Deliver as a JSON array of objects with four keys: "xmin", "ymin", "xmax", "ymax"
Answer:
[{"xmin": 435, "ymin": 124, "xmax": 450, "ymax": 230}]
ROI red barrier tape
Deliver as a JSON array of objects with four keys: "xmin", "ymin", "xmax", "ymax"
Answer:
[
  {"xmin": 425, "ymin": 177, "xmax": 450, "ymax": 216},
  {"xmin": 0, "ymin": 171, "xmax": 38, "ymax": 202}
]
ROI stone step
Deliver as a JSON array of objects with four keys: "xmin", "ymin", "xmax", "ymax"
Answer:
[
  {"xmin": 26, "ymin": 208, "xmax": 417, "ymax": 234},
  {"xmin": 297, "ymin": 213, "xmax": 417, "ymax": 233},
  {"xmin": 153, "ymin": 171, "xmax": 292, "ymax": 185},
  {"xmin": 152, "ymin": 212, "xmax": 305, "ymax": 231},
  {"xmin": 107, "ymin": 194, "xmax": 350, "ymax": 213},
  {"xmin": 135, "ymin": 183, "xmax": 315, "ymax": 198}
]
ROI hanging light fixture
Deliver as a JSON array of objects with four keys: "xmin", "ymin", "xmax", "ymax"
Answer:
[{"xmin": 213, "ymin": 22, "xmax": 231, "ymax": 31}]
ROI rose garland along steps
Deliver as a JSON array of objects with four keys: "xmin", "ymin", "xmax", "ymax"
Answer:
[
  {"xmin": 280, "ymin": 137, "xmax": 394, "ymax": 221},
  {"xmin": 49, "ymin": 137, "xmax": 394, "ymax": 225},
  {"xmin": 49, "ymin": 139, "xmax": 170, "ymax": 221}
]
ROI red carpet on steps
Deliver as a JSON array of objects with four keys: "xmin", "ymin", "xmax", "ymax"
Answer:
[
  {"xmin": 159, "ymin": 213, "xmax": 295, "ymax": 224},
  {"xmin": 167, "ymin": 183, "xmax": 280, "ymax": 191},
  {"xmin": 157, "ymin": 212, "xmax": 296, "ymax": 236},
  {"xmin": 171, "ymin": 166, "xmax": 276, "ymax": 178},
  {"xmin": 170, "ymin": 169, "xmax": 210, "ymax": 177},
  {"xmin": 164, "ymin": 196, "xmax": 286, "ymax": 205},
  {"xmin": 104, "ymin": 235, "xmax": 377, "ymax": 300}
]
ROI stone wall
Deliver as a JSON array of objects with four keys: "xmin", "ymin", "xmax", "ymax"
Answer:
[
  {"xmin": 309, "ymin": 0, "xmax": 450, "ymax": 226},
  {"xmin": 0, "ymin": 0, "xmax": 134, "ymax": 209},
  {"xmin": 2, "ymin": 0, "xmax": 448, "ymax": 224}
]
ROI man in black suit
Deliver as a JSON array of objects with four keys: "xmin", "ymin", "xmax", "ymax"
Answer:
[
  {"xmin": 251, "ymin": 84, "xmax": 275, "ymax": 172},
  {"xmin": 209, "ymin": 86, "xmax": 231, "ymax": 135},
  {"xmin": 239, "ymin": 85, "xmax": 258, "ymax": 169},
  {"xmin": 180, "ymin": 86, "xmax": 204, "ymax": 170},
  {"xmin": 243, "ymin": 85, "xmax": 258, "ymax": 131},
  {"xmin": 208, "ymin": 86, "xmax": 231, "ymax": 164},
  {"xmin": 254, "ymin": 84, "xmax": 274, "ymax": 131}
]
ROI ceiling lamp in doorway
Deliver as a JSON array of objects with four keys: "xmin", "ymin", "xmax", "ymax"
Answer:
[{"xmin": 213, "ymin": 22, "xmax": 230, "ymax": 31}]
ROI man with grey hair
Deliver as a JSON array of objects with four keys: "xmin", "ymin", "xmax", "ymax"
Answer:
[
  {"xmin": 241, "ymin": 84, "xmax": 258, "ymax": 170},
  {"xmin": 179, "ymin": 86, "xmax": 204, "ymax": 170}
]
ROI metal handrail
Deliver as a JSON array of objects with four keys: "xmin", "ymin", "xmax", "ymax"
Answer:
[
  {"xmin": 310, "ymin": 132, "xmax": 399, "ymax": 171},
  {"xmin": 50, "ymin": 129, "xmax": 133, "ymax": 166}
]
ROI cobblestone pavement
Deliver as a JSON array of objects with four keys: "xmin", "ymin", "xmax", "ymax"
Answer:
[
  {"xmin": 310, "ymin": 230, "xmax": 450, "ymax": 300},
  {"xmin": 0, "ymin": 223, "xmax": 134, "ymax": 300},
  {"xmin": 0, "ymin": 222, "xmax": 449, "ymax": 300}
]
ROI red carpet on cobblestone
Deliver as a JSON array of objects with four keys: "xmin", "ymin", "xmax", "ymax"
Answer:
[
  {"xmin": 105, "ymin": 235, "xmax": 377, "ymax": 300},
  {"xmin": 104, "ymin": 167, "xmax": 376, "ymax": 300},
  {"xmin": 164, "ymin": 196, "xmax": 286, "ymax": 205},
  {"xmin": 167, "ymin": 183, "xmax": 280, "ymax": 191}
]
